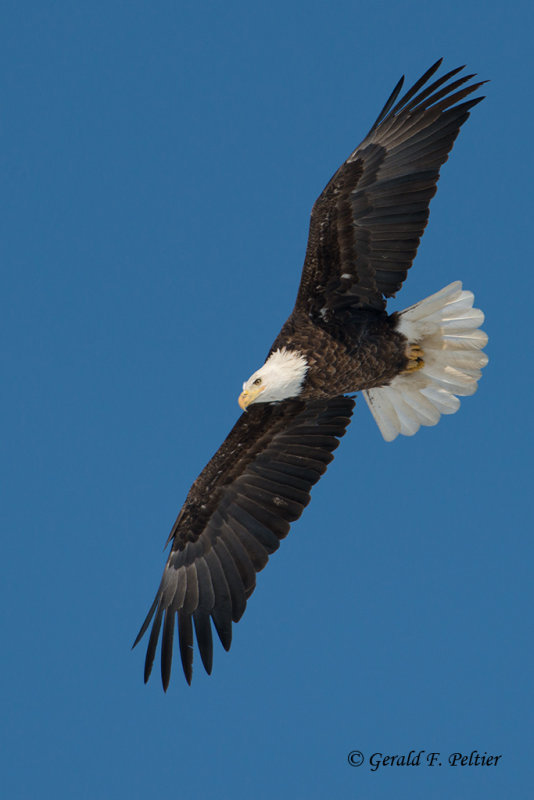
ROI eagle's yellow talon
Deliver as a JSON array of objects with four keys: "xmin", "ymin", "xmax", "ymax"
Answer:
[{"xmin": 403, "ymin": 344, "xmax": 425, "ymax": 373}]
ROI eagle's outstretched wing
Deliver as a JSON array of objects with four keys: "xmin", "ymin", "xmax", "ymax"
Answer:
[
  {"xmin": 295, "ymin": 60, "xmax": 486, "ymax": 317},
  {"xmin": 134, "ymin": 397, "xmax": 354, "ymax": 688}
]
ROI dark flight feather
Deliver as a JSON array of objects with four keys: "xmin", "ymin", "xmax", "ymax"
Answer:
[
  {"xmin": 135, "ymin": 397, "xmax": 355, "ymax": 686},
  {"xmin": 295, "ymin": 63, "xmax": 485, "ymax": 314}
]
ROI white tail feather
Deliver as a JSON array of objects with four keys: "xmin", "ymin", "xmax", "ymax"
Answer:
[{"xmin": 364, "ymin": 282, "xmax": 488, "ymax": 442}]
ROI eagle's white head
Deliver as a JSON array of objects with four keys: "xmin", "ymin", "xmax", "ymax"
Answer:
[{"xmin": 238, "ymin": 348, "xmax": 308, "ymax": 410}]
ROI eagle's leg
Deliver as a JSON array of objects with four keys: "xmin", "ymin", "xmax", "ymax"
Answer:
[{"xmin": 402, "ymin": 344, "xmax": 425, "ymax": 373}]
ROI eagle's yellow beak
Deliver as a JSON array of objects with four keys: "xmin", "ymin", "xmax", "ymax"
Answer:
[{"xmin": 238, "ymin": 385, "xmax": 265, "ymax": 410}]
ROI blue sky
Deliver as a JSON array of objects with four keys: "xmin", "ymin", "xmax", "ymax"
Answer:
[{"xmin": 2, "ymin": 1, "xmax": 532, "ymax": 798}]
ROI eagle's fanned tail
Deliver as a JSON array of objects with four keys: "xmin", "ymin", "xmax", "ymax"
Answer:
[{"xmin": 363, "ymin": 283, "xmax": 488, "ymax": 441}]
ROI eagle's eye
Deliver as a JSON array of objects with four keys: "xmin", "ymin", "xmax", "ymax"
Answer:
[{"xmin": 253, "ymin": 377, "xmax": 262, "ymax": 386}]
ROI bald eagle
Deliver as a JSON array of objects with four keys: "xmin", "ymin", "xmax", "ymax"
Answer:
[{"xmin": 134, "ymin": 60, "xmax": 488, "ymax": 688}]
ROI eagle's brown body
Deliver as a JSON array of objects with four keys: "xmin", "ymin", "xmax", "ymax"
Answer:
[
  {"xmin": 134, "ymin": 60, "xmax": 487, "ymax": 689},
  {"xmin": 271, "ymin": 309, "xmax": 408, "ymax": 397}
]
